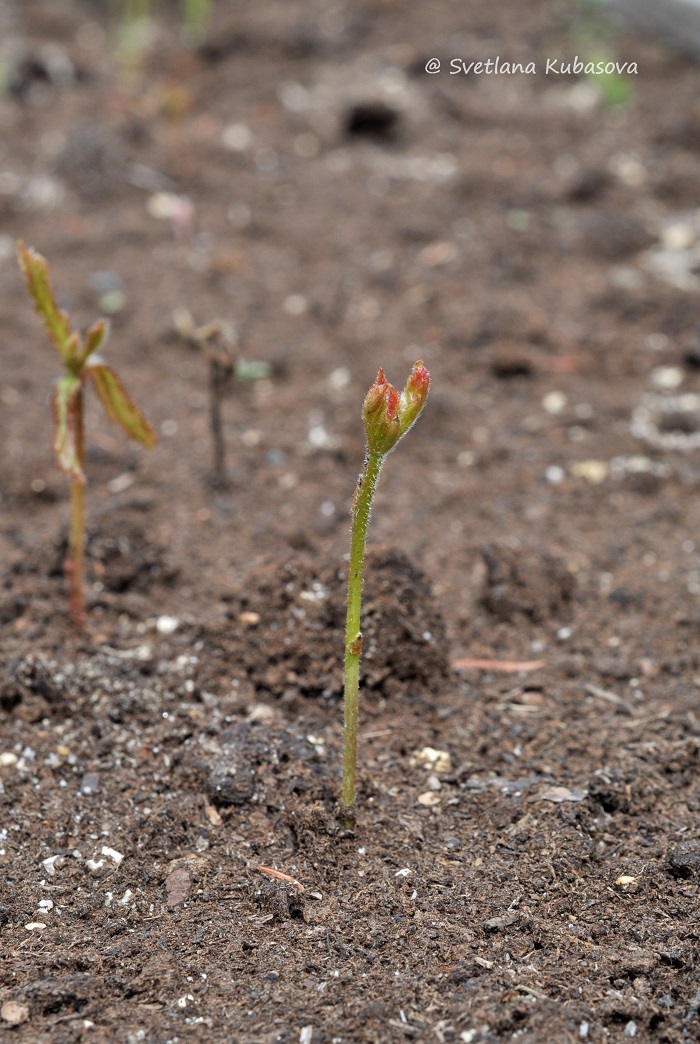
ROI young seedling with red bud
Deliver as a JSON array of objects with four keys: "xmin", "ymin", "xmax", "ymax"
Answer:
[
  {"xmin": 18, "ymin": 242, "xmax": 156, "ymax": 628},
  {"xmin": 340, "ymin": 361, "xmax": 430, "ymax": 827}
]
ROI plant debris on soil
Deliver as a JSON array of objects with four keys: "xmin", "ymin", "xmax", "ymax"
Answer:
[{"xmin": 2, "ymin": 1, "xmax": 700, "ymax": 1041}]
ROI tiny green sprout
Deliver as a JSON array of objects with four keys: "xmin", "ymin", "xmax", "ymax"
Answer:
[
  {"xmin": 18, "ymin": 242, "xmax": 156, "ymax": 628},
  {"xmin": 340, "ymin": 361, "xmax": 430, "ymax": 828}
]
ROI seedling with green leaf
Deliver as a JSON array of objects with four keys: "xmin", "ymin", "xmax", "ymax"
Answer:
[
  {"xmin": 340, "ymin": 362, "xmax": 430, "ymax": 827},
  {"xmin": 18, "ymin": 242, "xmax": 156, "ymax": 628}
]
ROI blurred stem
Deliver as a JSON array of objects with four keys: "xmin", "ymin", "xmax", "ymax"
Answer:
[
  {"xmin": 68, "ymin": 385, "xmax": 86, "ymax": 629},
  {"xmin": 209, "ymin": 357, "xmax": 227, "ymax": 484},
  {"xmin": 340, "ymin": 450, "xmax": 384, "ymax": 828}
]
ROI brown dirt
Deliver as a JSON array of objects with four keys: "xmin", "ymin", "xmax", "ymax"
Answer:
[{"xmin": 2, "ymin": 1, "xmax": 700, "ymax": 1041}]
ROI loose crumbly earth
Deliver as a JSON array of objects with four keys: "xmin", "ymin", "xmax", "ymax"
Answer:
[{"xmin": 2, "ymin": 1, "xmax": 700, "ymax": 1041}]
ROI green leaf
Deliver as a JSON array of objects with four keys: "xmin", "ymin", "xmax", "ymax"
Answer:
[
  {"xmin": 53, "ymin": 375, "xmax": 85, "ymax": 482},
  {"xmin": 74, "ymin": 319, "xmax": 109, "ymax": 367},
  {"xmin": 86, "ymin": 362, "xmax": 157, "ymax": 448},
  {"xmin": 18, "ymin": 241, "xmax": 77, "ymax": 366}
]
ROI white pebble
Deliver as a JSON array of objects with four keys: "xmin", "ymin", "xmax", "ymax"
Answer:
[
  {"xmin": 86, "ymin": 859, "xmax": 104, "ymax": 872},
  {"xmin": 283, "ymin": 294, "xmax": 307, "ymax": 316},
  {"xmin": 102, "ymin": 845, "xmax": 124, "ymax": 865},
  {"xmin": 156, "ymin": 615, "xmax": 179, "ymax": 635},
  {"xmin": 24, "ymin": 922, "xmax": 47, "ymax": 931},
  {"xmin": 0, "ymin": 753, "xmax": 18, "ymax": 767},
  {"xmin": 327, "ymin": 367, "xmax": 351, "ymax": 391},
  {"xmin": 37, "ymin": 899, "xmax": 53, "ymax": 912},
  {"xmin": 545, "ymin": 465, "xmax": 565, "ymax": 485},
  {"xmin": 42, "ymin": 855, "xmax": 63, "ymax": 876},
  {"xmin": 542, "ymin": 391, "xmax": 567, "ymax": 415},
  {"xmin": 650, "ymin": 366, "xmax": 683, "ymax": 391},
  {"xmin": 221, "ymin": 123, "xmax": 252, "ymax": 151}
]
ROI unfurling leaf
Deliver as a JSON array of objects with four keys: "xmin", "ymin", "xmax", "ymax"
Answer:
[
  {"xmin": 53, "ymin": 375, "xmax": 84, "ymax": 482},
  {"xmin": 74, "ymin": 319, "xmax": 109, "ymax": 367},
  {"xmin": 86, "ymin": 361, "xmax": 157, "ymax": 448},
  {"xmin": 362, "ymin": 361, "xmax": 431, "ymax": 457},
  {"xmin": 17, "ymin": 242, "xmax": 76, "ymax": 366}
]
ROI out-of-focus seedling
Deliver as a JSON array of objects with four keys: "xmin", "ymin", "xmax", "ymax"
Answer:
[
  {"xmin": 182, "ymin": 0, "xmax": 213, "ymax": 45},
  {"xmin": 340, "ymin": 362, "xmax": 430, "ymax": 828},
  {"xmin": 112, "ymin": 0, "xmax": 154, "ymax": 88},
  {"xmin": 173, "ymin": 308, "xmax": 270, "ymax": 486},
  {"xmin": 18, "ymin": 242, "xmax": 156, "ymax": 628}
]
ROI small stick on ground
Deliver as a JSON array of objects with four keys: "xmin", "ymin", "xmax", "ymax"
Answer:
[
  {"xmin": 257, "ymin": 866, "xmax": 305, "ymax": 892},
  {"xmin": 451, "ymin": 657, "xmax": 545, "ymax": 672}
]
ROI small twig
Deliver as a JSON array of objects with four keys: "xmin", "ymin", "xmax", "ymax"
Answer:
[
  {"xmin": 451, "ymin": 657, "xmax": 545, "ymax": 672},
  {"xmin": 585, "ymin": 682, "xmax": 635, "ymax": 716},
  {"xmin": 617, "ymin": 709, "xmax": 671, "ymax": 729},
  {"xmin": 257, "ymin": 866, "xmax": 305, "ymax": 892}
]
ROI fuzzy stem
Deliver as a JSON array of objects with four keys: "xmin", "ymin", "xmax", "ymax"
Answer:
[
  {"xmin": 68, "ymin": 384, "xmax": 86, "ymax": 628},
  {"xmin": 209, "ymin": 358, "xmax": 226, "ymax": 484},
  {"xmin": 340, "ymin": 450, "xmax": 384, "ymax": 826}
]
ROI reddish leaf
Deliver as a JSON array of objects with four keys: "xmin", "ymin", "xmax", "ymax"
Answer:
[
  {"xmin": 86, "ymin": 362, "xmax": 157, "ymax": 448},
  {"xmin": 17, "ymin": 242, "xmax": 77, "ymax": 366},
  {"xmin": 53, "ymin": 375, "xmax": 84, "ymax": 482}
]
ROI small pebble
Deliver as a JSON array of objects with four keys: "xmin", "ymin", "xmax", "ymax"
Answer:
[
  {"xmin": 283, "ymin": 294, "xmax": 307, "ymax": 316},
  {"xmin": 542, "ymin": 391, "xmax": 567, "ymax": 415},
  {"xmin": 102, "ymin": 845, "xmax": 123, "ymax": 865},
  {"xmin": 37, "ymin": 899, "xmax": 53, "ymax": 912},
  {"xmin": 42, "ymin": 855, "xmax": 64, "ymax": 876},
  {"xmin": 418, "ymin": 241, "xmax": 459, "ymax": 267},
  {"xmin": 570, "ymin": 459, "xmax": 608, "ymax": 484},
  {"xmin": 80, "ymin": 773, "xmax": 99, "ymax": 795},
  {"xmin": 545, "ymin": 465, "xmax": 565, "ymax": 485},
  {"xmin": 156, "ymin": 615, "xmax": 179, "ymax": 635},
  {"xmin": 86, "ymin": 859, "xmax": 104, "ymax": 872},
  {"xmin": 24, "ymin": 922, "xmax": 46, "ymax": 931},
  {"xmin": 669, "ymin": 840, "xmax": 700, "ymax": 877},
  {"xmin": 0, "ymin": 752, "xmax": 18, "ymax": 767},
  {"xmin": 1, "ymin": 1001, "xmax": 29, "ymax": 1026},
  {"xmin": 412, "ymin": 747, "xmax": 452, "ymax": 773},
  {"xmin": 221, "ymin": 122, "xmax": 252, "ymax": 151},
  {"xmin": 650, "ymin": 366, "xmax": 683, "ymax": 391},
  {"xmin": 417, "ymin": 791, "xmax": 441, "ymax": 807}
]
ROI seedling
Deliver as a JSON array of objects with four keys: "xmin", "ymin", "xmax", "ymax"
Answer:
[
  {"xmin": 340, "ymin": 362, "xmax": 430, "ymax": 827},
  {"xmin": 18, "ymin": 242, "xmax": 156, "ymax": 628},
  {"xmin": 182, "ymin": 0, "xmax": 213, "ymax": 45},
  {"xmin": 173, "ymin": 307, "xmax": 270, "ymax": 485}
]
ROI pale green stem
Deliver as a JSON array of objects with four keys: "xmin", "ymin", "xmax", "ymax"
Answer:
[
  {"xmin": 340, "ymin": 450, "xmax": 384, "ymax": 826},
  {"xmin": 68, "ymin": 384, "xmax": 86, "ymax": 628}
]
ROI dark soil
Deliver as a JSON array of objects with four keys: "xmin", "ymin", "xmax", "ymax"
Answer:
[{"xmin": 2, "ymin": 1, "xmax": 700, "ymax": 1041}]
